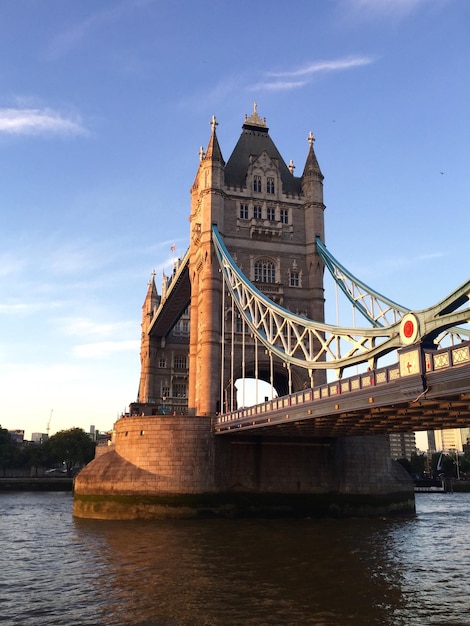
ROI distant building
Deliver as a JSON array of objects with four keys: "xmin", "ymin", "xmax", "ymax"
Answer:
[
  {"xmin": 426, "ymin": 430, "xmax": 437, "ymax": 452},
  {"xmin": 8, "ymin": 430, "xmax": 24, "ymax": 444},
  {"xmin": 31, "ymin": 433, "xmax": 49, "ymax": 444},
  {"xmin": 96, "ymin": 431, "xmax": 112, "ymax": 446},
  {"xmin": 434, "ymin": 428, "xmax": 469, "ymax": 453},
  {"xmin": 389, "ymin": 432, "xmax": 416, "ymax": 460}
]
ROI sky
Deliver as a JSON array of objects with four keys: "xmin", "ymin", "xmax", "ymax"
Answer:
[{"xmin": 1, "ymin": 0, "xmax": 469, "ymax": 445}]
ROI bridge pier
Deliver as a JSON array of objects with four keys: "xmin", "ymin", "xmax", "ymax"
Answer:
[{"xmin": 73, "ymin": 415, "xmax": 414, "ymax": 520}]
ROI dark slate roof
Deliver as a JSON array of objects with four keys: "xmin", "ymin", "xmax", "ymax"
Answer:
[{"xmin": 224, "ymin": 123, "xmax": 302, "ymax": 195}]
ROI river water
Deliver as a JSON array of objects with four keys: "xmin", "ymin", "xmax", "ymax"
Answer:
[{"xmin": 1, "ymin": 492, "xmax": 469, "ymax": 626}]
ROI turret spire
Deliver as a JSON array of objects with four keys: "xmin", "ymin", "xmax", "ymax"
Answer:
[
  {"xmin": 204, "ymin": 114, "xmax": 224, "ymax": 163},
  {"xmin": 302, "ymin": 130, "xmax": 323, "ymax": 180},
  {"xmin": 143, "ymin": 270, "xmax": 159, "ymax": 318}
]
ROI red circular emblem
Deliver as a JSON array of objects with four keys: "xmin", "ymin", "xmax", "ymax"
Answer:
[{"xmin": 403, "ymin": 319, "xmax": 414, "ymax": 339}]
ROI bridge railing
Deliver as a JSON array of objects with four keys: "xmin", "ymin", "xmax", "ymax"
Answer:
[
  {"xmin": 216, "ymin": 368, "xmax": 390, "ymax": 426},
  {"xmin": 215, "ymin": 340, "xmax": 470, "ymax": 427}
]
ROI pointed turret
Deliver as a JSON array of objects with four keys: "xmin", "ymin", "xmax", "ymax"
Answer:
[
  {"xmin": 191, "ymin": 115, "xmax": 225, "ymax": 207},
  {"xmin": 301, "ymin": 130, "xmax": 325, "ymax": 245},
  {"xmin": 302, "ymin": 131, "xmax": 324, "ymax": 185},
  {"xmin": 142, "ymin": 270, "xmax": 160, "ymax": 323},
  {"xmin": 137, "ymin": 271, "xmax": 160, "ymax": 404},
  {"xmin": 204, "ymin": 115, "xmax": 224, "ymax": 164}
]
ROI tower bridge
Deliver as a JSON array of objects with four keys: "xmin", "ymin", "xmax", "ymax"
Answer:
[{"xmin": 74, "ymin": 106, "xmax": 470, "ymax": 520}]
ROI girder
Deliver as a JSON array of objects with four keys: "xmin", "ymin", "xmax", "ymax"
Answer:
[
  {"xmin": 212, "ymin": 226, "xmax": 470, "ymax": 374},
  {"xmin": 316, "ymin": 236, "xmax": 470, "ymax": 345},
  {"xmin": 315, "ymin": 236, "xmax": 408, "ymax": 327}
]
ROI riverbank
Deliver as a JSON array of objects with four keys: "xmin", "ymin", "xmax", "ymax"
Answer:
[
  {"xmin": 414, "ymin": 478, "xmax": 470, "ymax": 493},
  {"xmin": 0, "ymin": 477, "xmax": 73, "ymax": 491}
]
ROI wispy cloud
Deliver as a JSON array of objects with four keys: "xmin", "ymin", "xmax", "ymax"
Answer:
[
  {"xmin": 0, "ymin": 107, "xmax": 87, "ymax": 136},
  {"xmin": 73, "ymin": 339, "xmax": 139, "ymax": 358},
  {"xmin": 0, "ymin": 301, "xmax": 32, "ymax": 315},
  {"xmin": 352, "ymin": 250, "xmax": 446, "ymax": 282},
  {"xmin": 250, "ymin": 55, "xmax": 374, "ymax": 92},
  {"xmin": 267, "ymin": 57, "xmax": 373, "ymax": 78},
  {"xmin": 59, "ymin": 316, "xmax": 136, "ymax": 339},
  {"xmin": 0, "ymin": 297, "xmax": 63, "ymax": 316},
  {"xmin": 341, "ymin": 0, "xmax": 443, "ymax": 19},
  {"xmin": 48, "ymin": 0, "xmax": 156, "ymax": 58}
]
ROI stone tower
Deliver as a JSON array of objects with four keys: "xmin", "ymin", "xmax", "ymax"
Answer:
[
  {"xmin": 133, "ymin": 106, "xmax": 326, "ymax": 417},
  {"xmin": 132, "ymin": 266, "xmax": 191, "ymax": 417},
  {"xmin": 188, "ymin": 105, "xmax": 326, "ymax": 416}
]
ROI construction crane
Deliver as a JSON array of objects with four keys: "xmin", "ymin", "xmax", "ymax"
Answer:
[{"xmin": 46, "ymin": 409, "xmax": 53, "ymax": 437}]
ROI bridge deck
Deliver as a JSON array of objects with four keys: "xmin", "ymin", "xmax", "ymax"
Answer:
[{"xmin": 215, "ymin": 341, "xmax": 470, "ymax": 437}]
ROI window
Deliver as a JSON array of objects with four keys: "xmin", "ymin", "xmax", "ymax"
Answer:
[
  {"xmin": 290, "ymin": 271, "xmax": 300, "ymax": 287},
  {"xmin": 253, "ymin": 205, "xmax": 262, "ymax": 219},
  {"xmin": 172, "ymin": 318, "xmax": 189, "ymax": 336},
  {"xmin": 174, "ymin": 355, "xmax": 187, "ymax": 369},
  {"xmin": 162, "ymin": 385, "xmax": 170, "ymax": 398},
  {"xmin": 267, "ymin": 177, "xmax": 275, "ymax": 194},
  {"xmin": 254, "ymin": 259, "xmax": 276, "ymax": 283},
  {"xmin": 253, "ymin": 175, "xmax": 261, "ymax": 193},
  {"xmin": 239, "ymin": 203, "xmax": 248, "ymax": 219},
  {"xmin": 172, "ymin": 383, "xmax": 187, "ymax": 398},
  {"xmin": 235, "ymin": 315, "xmax": 244, "ymax": 333},
  {"xmin": 267, "ymin": 206, "xmax": 275, "ymax": 221},
  {"xmin": 280, "ymin": 208, "xmax": 289, "ymax": 224},
  {"xmin": 158, "ymin": 356, "xmax": 166, "ymax": 368}
]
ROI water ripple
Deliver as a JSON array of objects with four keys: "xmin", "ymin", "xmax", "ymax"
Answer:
[{"xmin": 1, "ymin": 492, "xmax": 470, "ymax": 625}]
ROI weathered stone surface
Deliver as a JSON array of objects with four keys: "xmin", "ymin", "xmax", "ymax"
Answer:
[{"xmin": 73, "ymin": 416, "xmax": 415, "ymax": 519}]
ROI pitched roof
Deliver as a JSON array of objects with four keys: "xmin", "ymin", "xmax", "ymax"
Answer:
[{"xmin": 224, "ymin": 121, "xmax": 302, "ymax": 195}]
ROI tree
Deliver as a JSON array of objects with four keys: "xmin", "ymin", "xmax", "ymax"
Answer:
[
  {"xmin": 27, "ymin": 441, "xmax": 55, "ymax": 476},
  {"xmin": 48, "ymin": 428, "xmax": 96, "ymax": 476},
  {"xmin": 0, "ymin": 425, "xmax": 17, "ymax": 476},
  {"xmin": 410, "ymin": 452, "xmax": 426, "ymax": 477},
  {"xmin": 396, "ymin": 457, "xmax": 412, "ymax": 475}
]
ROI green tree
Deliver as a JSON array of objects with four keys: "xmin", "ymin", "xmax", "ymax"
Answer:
[
  {"xmin": 460, "ymin": 452, "xmax": 470, "ymax": 477},
  {"xmin": 27, "ymin": 441, "xmax": 55, "ymax": 476},
  {"xmin": 410, "ymin": 452, "xmax": 426, "ymax": 477},
  {"xmin": 0, "ymin": 425, "xmax": 17, "ymax": 476},
  {"xmin": 48, "ymin": 428, "xmax": 96, "ymax": 476},
  {"xmin": 396, "ymin": 457, "xmax": 412, "ymax": 474}
]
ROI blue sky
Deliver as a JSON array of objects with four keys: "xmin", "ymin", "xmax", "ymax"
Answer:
[{"xmin": 1, "ymin": 0, "xmax": 469, "ymax": 442}]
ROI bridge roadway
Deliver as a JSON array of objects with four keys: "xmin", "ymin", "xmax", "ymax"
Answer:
[{"xmin": 215, "ymin": 340, "xmax": 470, "ymax": 438}]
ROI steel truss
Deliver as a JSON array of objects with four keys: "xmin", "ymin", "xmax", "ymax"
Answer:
[{"xmin": 212, "ymin": 226, "xmax": 470, "ymax": 376}]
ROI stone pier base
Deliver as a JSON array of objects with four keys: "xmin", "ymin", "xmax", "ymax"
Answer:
[{"xmin": 73, "ymin": 415, "xmax": 415, "ymax": 520}]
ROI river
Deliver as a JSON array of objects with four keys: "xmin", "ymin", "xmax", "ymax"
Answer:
[{"xmin": 0, "ymin": 491, "xmax": 469, "ymax": 625}]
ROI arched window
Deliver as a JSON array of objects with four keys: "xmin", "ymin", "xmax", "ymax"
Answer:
[
  {"xmin": 254, "ymin": 258, "xmax": 276, "ymax": 283},
  {"xmin": 289, "ymin": 270, "xmax": 300, "ymax": 287}
]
